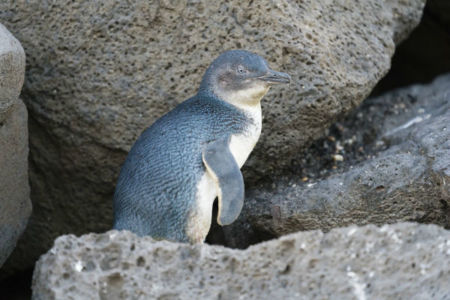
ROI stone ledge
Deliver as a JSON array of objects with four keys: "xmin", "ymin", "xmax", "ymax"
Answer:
[{"xmin": 32, "ymin": 222, "xmax": 450, "ymax": 300}]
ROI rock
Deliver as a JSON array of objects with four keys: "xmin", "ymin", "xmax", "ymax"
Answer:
[
  {"xmin": 0, "ymin": 0, "xmax": 426, "ymax": 274},
  {"xmin": 0, "ymin": 101, "xmax": 30, "ymax": 269},
  {"xmin": 32, "ymin": 223, "xmax": 450, "ymax": 299},
  {"xmin": 0, "ymin": 24, "xmax": 25, "ymax": 120},
  {"xmin": 0, "ymin": 24, "xmax": 30, "ymax": 268},
  {"xmin": 218, "ymin": 74, "xmax": 450, "ymax": 249}
]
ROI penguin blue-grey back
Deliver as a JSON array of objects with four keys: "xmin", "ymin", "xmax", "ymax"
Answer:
[{"xmin": 113, "ymin": 50, "xmax": 290, "ymax": 243}]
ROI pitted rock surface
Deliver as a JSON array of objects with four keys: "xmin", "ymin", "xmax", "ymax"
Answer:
[
  {"xmin": 219, "ymin": 73, "xmax": 450, "ymax": 248},
  {"xmin": 0, "ymin": 0, "xmax": 425, "ymax": 273},
  {"xmin": 0, "ymin": 24, "xmax": 25, "ymax": 121},
  {"xmin": 32, "ymin": 223, "xmax": 450, "ymax": 300},
  {"xmin": 0, "ymin": 23, "xmax": 30, "ymax": 268}
]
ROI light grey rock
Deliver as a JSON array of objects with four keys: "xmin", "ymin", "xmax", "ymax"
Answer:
[
  {"xmin": 0, "ymin": 0, "xmax": 425, "ymax": 275},
  {"xmin": 220, "ymin": 74, "xmax": 450, "ymax": 248},
  {"xmin": 0, "ymin": 24, "xmax": 25, "ymax": 121},
  {"xmin": 0, "ymin": 100, "xmax": 30, "ymax": 269},
  {"xmin": 32, "ymin": 223, "xmax": 450, "ymax": 300},
  {"xmin": 0, "ymin": 23, "xmax": 30, "ymax": 268}
]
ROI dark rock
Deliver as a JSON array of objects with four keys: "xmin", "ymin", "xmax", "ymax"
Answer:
[
  {"xmin": 372, "ymin": 0, "xmax": 450, "ymax": 96},
  {"xmin": 32, "ymin": 223, "xmax": 450, "ymax": 299},
  {"xmin": 218, "ymin": 74, "xmax": 450, "ymax": 249}
]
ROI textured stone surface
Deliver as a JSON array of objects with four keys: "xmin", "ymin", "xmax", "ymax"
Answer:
[
  {"xmin": 0, "ymin": 0, "xmax": 425, "ymax": 274},
  {"xmin": 32, "ymin": 223, "xmax": 450, "ymax": 300},
  {"xmin": 0, "ymin": 24, "xmax": 25, "ymax": 121},
  {"xmin": 0, "ymin": 24, "xmax": 30, "ymax": 268},
  {"xmin": 218, "ymin": 74, "xmax": 450, "ymax": 248}
]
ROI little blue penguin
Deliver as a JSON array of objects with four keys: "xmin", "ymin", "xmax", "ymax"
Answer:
[{"xmin": 113, "ymin": 49, "xmax": 290, "ymax": 243}]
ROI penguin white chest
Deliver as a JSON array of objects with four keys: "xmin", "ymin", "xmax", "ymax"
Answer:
[{"xmin": 229, "ymin": 104, "xmax": 262, "ymax": 168}]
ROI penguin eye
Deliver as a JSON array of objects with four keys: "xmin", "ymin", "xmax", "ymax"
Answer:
[{"xmin": 237, "ymin": 65, "xmax": 247, "ymax": 74}]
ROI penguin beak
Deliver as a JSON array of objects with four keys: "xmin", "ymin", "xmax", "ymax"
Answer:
[{"xmin": 258, "ymin": 69, "xmax": 291, "ymax": 84}]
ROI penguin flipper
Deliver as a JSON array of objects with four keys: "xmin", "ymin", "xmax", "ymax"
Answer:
[{"xmin": 202, "ymin": 136, "xmax": 244, "ymax": 226}]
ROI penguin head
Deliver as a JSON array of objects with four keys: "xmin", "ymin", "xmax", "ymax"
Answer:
[{"xmin": 199, "ymin": 50, "xmax": 290, "ymax": 107}]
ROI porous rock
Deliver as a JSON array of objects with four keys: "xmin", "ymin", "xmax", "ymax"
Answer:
[
  {"xmin": 32, "ymin": 223, "xmax": 450, "ymax": 300},
  {"xmin": 0, "ymin": 0, "xmax": 425, "ymax": 273},
  {"xmin": 220, "ymin": 74, "xmax": 450, "ymax": 248},
  {"xmin": 0, "ymin": 23, "xmax": 30, "ymax": 268},
  {"xmin": 0, "ymin": 24, "xmax": 25, "ymax": 120}
]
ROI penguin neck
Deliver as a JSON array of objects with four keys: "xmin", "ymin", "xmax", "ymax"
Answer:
[
  {"xmin": 199, "ymin": 85, "xmax": 269, "ymax": 112},
  {"xmin": 220, "ymin": 86, "xmax": 269, "ymax": 111}
]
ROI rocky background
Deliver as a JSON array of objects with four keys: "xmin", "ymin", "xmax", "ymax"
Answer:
[{"xmin": 0, "ymin": 0, "xmax": 449, "ymax": 299}]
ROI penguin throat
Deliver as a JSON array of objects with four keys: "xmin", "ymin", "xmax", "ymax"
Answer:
[{"xmin": 218, "ymin": 85, "xmax": 270, "ymax": 110}]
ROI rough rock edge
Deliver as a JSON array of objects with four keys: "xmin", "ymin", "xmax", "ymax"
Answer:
[{"xmin": 32, "ymin": 222, "xmax": 450, "ymax": 300}]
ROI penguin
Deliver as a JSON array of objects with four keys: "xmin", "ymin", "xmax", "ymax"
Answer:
[{"xmin": 113, "ymin": 49, "xmax": 290, "ymax": 243}]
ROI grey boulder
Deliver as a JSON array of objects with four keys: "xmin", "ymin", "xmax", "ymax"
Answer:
[
  {"xmin": 0, "ymin": 23, "xmax": 30, "ymax": 268},
  {"xmin": 32, "ymin": 223, "xmax": 450, "ymax": 300}
]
